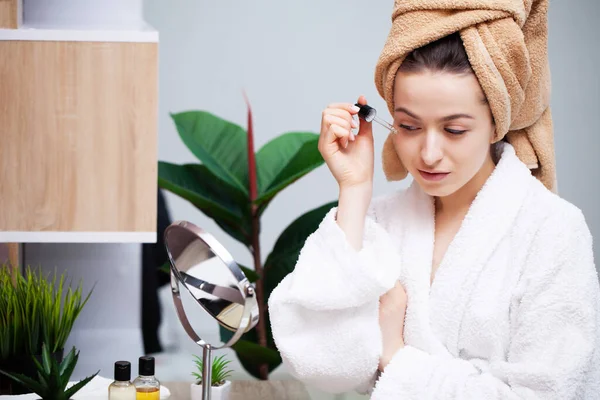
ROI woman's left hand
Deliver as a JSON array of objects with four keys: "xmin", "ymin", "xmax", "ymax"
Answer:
[{"xmin": 378, "ymin": 280, "xmax": 408, "ymax": 371}]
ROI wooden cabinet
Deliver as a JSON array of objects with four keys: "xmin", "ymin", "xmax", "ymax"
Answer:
[
  {"xmin": 0, "ymin": 0, "xmax": 19, "ymax": 29},
  {"xmin": 0, "ymin": 1, "xmax": 158, "ymax": 242}
]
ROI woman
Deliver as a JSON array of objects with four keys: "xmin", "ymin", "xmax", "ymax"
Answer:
[{"xmin": 268, "ymin": 20, "xmax": 599, "ymax": 400}]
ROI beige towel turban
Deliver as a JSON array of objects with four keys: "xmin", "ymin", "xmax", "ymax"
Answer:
[{"xmin": 375, "ymin": 0, "xmax": 556, "ymax": 192}]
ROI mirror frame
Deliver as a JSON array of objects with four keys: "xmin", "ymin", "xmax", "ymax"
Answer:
[{"xmin": 164, "ymin": 220, "xmax": 259, "ymax": 350}]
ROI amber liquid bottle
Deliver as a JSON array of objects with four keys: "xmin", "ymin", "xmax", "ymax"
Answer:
[{"xmin": 133, "ymin": 356, "xmax": 160, "ymax": 400}]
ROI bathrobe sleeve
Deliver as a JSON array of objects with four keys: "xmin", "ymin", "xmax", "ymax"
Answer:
[
  {"xmin": 268, "ymin": 202, "xmax": 402, "ymax": 394},
  {"xmin": 372, "ymin": 210, "xmax": 600, "ymax": 400}
]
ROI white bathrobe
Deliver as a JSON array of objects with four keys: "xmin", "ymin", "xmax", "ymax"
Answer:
[{"xmin": 268, "ymin": 143, "xmax": 600, "ymax": 399}]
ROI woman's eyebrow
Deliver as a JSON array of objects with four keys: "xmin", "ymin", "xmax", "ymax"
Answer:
[
  {"xmin": 394, "ymin": 107, "xmax": 420, "ymax": 119},
  {"xmin": 394, "ymin": 107, "xmax": 474, "ymax": 121},
  {"xmin": 440, "ymin": 113, "xmax": 475, "ymax": 121}
]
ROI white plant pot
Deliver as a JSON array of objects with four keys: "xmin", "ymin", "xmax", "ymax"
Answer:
[{"xmin": 190, "ymin": 380, "xmax": 231, "ymax": 400}]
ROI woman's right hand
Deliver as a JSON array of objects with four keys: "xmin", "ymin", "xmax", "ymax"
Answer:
[{"xmin": 318, "ymin": 95, "xmax": 374, "ymax": 191}]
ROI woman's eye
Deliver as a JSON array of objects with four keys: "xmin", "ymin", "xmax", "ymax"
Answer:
[
  {"xmin": 445, "ymin": 128, "xmax": 467, "ymax": 135},
  {"xmin": 399, "ymin": 124, "xmax": 419, "ymax": 131}
]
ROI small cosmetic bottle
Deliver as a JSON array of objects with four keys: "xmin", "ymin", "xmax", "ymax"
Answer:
[
  {"xmin": 108, "ymin": 361, "xmax": 136, "ymax": 400},
  {"xmin": 133, "ymin": 356, "xmax": 160, "ymax": 400}
]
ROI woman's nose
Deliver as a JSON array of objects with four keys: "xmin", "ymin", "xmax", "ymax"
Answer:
[{"xmin": 421, "ymin": 132, "xmax": 443, "ymax": 166}]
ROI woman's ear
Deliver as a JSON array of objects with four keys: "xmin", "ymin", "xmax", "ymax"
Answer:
[
  {"xmin": 489, "ymin": 124, "xmax": 497, "ymax": 144},
  {"xmin": 490, "ymin": 111, "xmax": 502, "ymax": 144}
]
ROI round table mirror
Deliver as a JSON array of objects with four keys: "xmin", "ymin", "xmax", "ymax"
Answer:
[{"xmin": 163, "ymin": 220, "xmax": 259, "ymax": 400}]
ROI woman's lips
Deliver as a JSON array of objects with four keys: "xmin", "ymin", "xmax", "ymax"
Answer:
[{"xmin": 418, "ymin": 170, "xmax": 450, "ymax": 182}]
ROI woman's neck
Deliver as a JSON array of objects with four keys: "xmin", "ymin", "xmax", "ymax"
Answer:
[{"xmin": 435, "ymin": 155, "xmax": 496, "ymax": 217}]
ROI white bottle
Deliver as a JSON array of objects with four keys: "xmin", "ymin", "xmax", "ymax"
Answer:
[{"xmin": 109, "ymin": 361, "xmax": 136, "ymax": 400}]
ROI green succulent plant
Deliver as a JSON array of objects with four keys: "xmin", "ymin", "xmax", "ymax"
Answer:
[
  {"xmin": 191, "ymin": 354, "xmax": 233, "ymax": 387},
  {"xmin": 0, "ymin": 343, "xmax": 98, "ymax": 400},
  {"xmin": 0, "ymin": 263, "xmax": 93, "ymax": 362}
]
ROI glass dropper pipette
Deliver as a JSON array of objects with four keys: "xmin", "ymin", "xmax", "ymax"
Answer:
[{"xmin": 355, "ymin": 103, "xmax": 397, "ymax": 134}]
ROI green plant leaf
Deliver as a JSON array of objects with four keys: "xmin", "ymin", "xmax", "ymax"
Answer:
[
  {"xmin": 159, "ymin": 162, "xmax": 248, "ymax": 223},
  {"xmin": 41, "ymin": 343, "xmax": 52, "ymax": 375},
  {"xmin": 35, "ymin": 369, "xmax": 50, "ymax": 393},
  {"xmin": 48, "ymin": 349, "xmax": 63, "ymax": 392},
  {"xmin": 159, "ymin": 261, "xmax": 170, "ymax": 275},
  {"xmin": 211, "ymin": 354, "xmax": 233, "ymax": 383},
  {"xmin": 191, "ymin": 354, "xmax": 233, "ymax": 386},
  {"xmin": 58, "ymin": 347, "xmax": 78, "ymax": 388},
  {"xmin": 0, "ymin": 369, "xmax": 45, "ymax": 396},
  {"xmin": 63, "ymin": 370, "xmax": 99, "ymax": 399},
  {"xmin": 171, "ymin": 111, "xmax": 249, "ymax": 194},
  {"xmin": 213, "ymin": 217, "xmax": 252, "ymax": 247},
  {"xmin": 31, "ymin": 354, "xmax": 47, "ymax": 381},
  {"xmin": 264, "ymin": 201, "xmax": 337, "ymax": 298},
  {"xmin": 237, "ymin": 264, "xmax": 259, "ymax": 283},
  {"xmin": 230, "ymin": 340, "xmax": 281, "ymax": 379},
  {"xmin": 58, "ymin": 347, "xmax": 76, "ymax": 377},
  {"xmin": 159, "ymin": 162, "xmax": 251, "ymax": 245},
  {"xmin": 255, "ymin": 132, "xmax": 324, "ymax": 207},
  {"xmin": 0, "ymin": 266, "xmax": 92, "ymax": 396}
]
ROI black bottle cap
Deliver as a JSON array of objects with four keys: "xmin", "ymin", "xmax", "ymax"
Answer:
[
  {"xmin": 114, "ymin": 361, "xmax": 131, "ymax": 381},
  {"xmin": 139, "ymin": 356, "xmax": 155, "ymax": 376},
  {"xmin": 355, "ymin": 103, "xmax": 376, "ymax": 122}
]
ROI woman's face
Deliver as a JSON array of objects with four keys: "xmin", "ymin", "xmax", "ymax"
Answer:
[{"xmin": 392, "ymin": 69, "xmax": 496, "ymax": 198}]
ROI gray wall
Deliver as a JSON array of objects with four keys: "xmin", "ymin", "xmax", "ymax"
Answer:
[{"xmin": 548, "ymin": 0, "xmax": 600, "ymax": 252}]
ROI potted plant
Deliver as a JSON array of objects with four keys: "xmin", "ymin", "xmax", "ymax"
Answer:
[
  {"xmin": 190, "ymin": 354, "xmax": 234, "ymax": 400},
  {"xmin": 0, "ymin": 343, "xmax": 99, "ymax": 400},
  {"xmin": 0, "ymin": 263, "xmax": 93, "ymax": 394},
  {"xmin": 158, "ymin": 96, "xmax": 337, "ymax": 379}
]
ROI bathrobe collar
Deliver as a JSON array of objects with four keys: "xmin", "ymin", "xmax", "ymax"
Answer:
[{"xmin": 398, "ymin": 142, "xmax": 535, "ymax": 357}]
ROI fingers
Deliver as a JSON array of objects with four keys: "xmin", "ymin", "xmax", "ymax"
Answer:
[
  {"xmin": 329, "ymin": 124, "xmax": 351, "ymax": 149},
  {"xmin": 380, "ymin": 281, "xmax": 407, "ymax": 305},
  {"xmin": 326, "ymin": 103, "xmax": 361, "ymax": 115},
  {"xmin": 320, "ymin": 105, "xmax": 359, "ymax": 150},
  {"xmin": 323, "ymin": 108, "xmax": 358, "ymax": 128},
  {"xmin": 322, "ymin": 106, "xmax": 359, "ymax": 131},
  {"xmin": 324, "ymin": 114, "xmax": 356, "ymax": 135},
  {"xmin": 319, "ymin": 97, "xmax": 376, "ymax": 152}
]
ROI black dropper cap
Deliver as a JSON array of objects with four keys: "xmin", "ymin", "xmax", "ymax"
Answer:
[
  {"xmin": 355, "ymin": 103, "xmax": 377, "ymax": 123},
  {"xmin": 139, "ymin": 356, "xmax": 155, "ymax": 376},
  {"xmin": 114, "ymin": 361, "xmax": 131, "ymax": 381}
]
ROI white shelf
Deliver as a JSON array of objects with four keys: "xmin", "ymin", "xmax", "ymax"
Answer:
[
  {"xmin": 1, "ymin": 0, "xmax": 157, "ymax": 42},
  {"xmin": 0, "ymin": 231, "xmax": 157, "ymax": 243},
  {"xmin": 0, "ymin": 21, "xmax": 158, "ymax": 42}
]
